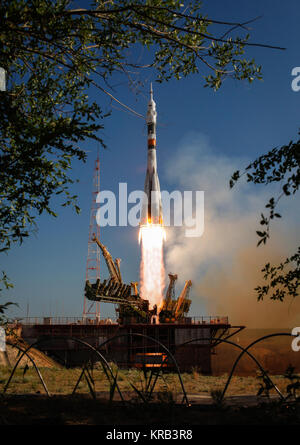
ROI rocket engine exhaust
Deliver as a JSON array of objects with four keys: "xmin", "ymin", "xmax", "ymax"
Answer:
[
  {"xmin": 139, "ymin": 84, "xmax": 165, "ymax": 309},
  {"xmin": 139, "ymin": 224, "xmax": 165, "ymax": 309}
]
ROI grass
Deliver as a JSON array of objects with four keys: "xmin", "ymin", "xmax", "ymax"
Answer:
[
  {"xmin": 1, "ymin": 365, "xmax": 300, "ymax": 425},
  {"xmin": 0, "ymin": 365, "xmax": 294, "ymax": 399}
]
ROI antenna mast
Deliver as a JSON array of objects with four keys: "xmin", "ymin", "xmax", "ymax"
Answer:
[{"xmin": 83, "ymin": 152, "xmax": 101, "ymax": 320}]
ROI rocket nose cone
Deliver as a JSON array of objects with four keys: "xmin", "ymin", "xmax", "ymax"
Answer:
[
  {"xmin": 148, "ymin": 99, "xmax": 155, "ymax": 109},
  {"xmin": 148, "ymin": 83, "xmax": 156, "ymax": 108},
  {"xmin": 146, "ymin": 83, "xmax": 157, "ymax": 123}
]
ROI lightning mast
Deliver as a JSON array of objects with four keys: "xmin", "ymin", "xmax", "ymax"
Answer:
[{"xmin": 83, "ymin": 153, "xmax": 101, "ymax": 320}]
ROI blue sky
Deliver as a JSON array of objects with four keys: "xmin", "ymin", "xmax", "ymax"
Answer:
[{"xmin": 3, "ymin": 0, "xmax": 300, "ymax": 324}]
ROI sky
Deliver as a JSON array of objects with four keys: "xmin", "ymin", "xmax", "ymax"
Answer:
[{"xmin": 3, "ymin": 0, "xmax": 300, "ymax": 327}]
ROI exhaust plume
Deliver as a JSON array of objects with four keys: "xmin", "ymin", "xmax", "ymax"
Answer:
[
  {"xmin": 164, "ymin": 133, "xmax": 299, "ymax": 328},
  {"xmin": 139, "ymin": 224, "xmax": 165, "ymax": 308}
]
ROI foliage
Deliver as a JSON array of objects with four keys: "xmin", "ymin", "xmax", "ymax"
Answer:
[
  {"xmin": 0, "ymin": 272, "xmax": 15, "ymax": 325},
  {"xmin": 210, "ymin": 389, "xmax": 226, "ymax": 410},
  {"xmin": 0, "ymin": 0, "xmax": 282, "ymax": 256},
  {"xmin": 256, "ymin": 371, "xmax": 273, "ymax": 398},
  {"xmin": 255, "ymin": 249, "xmax": 300, "ymax": 301},
  {"xmin": 284, "ymin": 364, "xmax": 300, "ymax": 400},
  {"xmin": 1, "ymin": 0, "xmax": 104, "ymax": 254},
  {"xmin": 230, "ymin": 135, "xmax": 300, "ymax": 301}
]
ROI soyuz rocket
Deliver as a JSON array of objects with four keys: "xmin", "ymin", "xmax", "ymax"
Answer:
[{"xmin": 140, "ymin": 84, "xmax": 163, "ymax": 226}]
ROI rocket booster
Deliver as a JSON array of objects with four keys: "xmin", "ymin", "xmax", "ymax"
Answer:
[{"xmin": 140, "ymin": 84, "xmax": 163, "ymax": 226}]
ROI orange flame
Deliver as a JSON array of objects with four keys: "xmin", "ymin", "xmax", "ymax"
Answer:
[{"xmin": 139, "ymin": 223, "xmax": 165, "ymax": 309}]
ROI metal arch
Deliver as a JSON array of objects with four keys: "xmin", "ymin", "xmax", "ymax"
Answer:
[
  {"xmin": 69, "ymin": 334, "xmax": 123, "ymax": 400},
  {"xmin": 3, "ymin": 332, "xmax": 295, "ymax": 405},
  {"xmin": 5, "ymin": 340, "xmax": 50, "ymax": 396},
  {"xmin": 222, "ymin": 332, "xmax": 294, "ymax": 401},
  {"xmin": 97, "ymin": 332, "xmax": 189, "ymax": 406},
  {"xmin": 3, "ymin": 336, "xmax": 124, "ymax": 402},
  {"xmin": 176, "ymin": 336, "xmax": 284, "ymax": 401}
]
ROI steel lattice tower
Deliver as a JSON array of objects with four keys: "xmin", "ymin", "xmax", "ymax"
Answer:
[{"xmin": 83, "ymin": 153, "xmax": 101, "ymax": 320}]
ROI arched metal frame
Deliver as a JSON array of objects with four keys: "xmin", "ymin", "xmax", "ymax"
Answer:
[
  {"xmin": 2, "ymin": 332, "xmax": 297, "ymax": 405},
  {"xmin": 97, "ymin": 332, "xmax": 189, "ymax": 405},
  {"xmin": 164, "ymin": 334, "xmax": 289, "ymax": 400},
  {"xmin": 221, "ymin": 333, "xmax": 294, "ymax": 401},
  {"xmin": 5, "ymin": 341, "xmax": 50, "ymax": 396},
  {"xmin": 3, "ymin": 336, "xmax": 124, "ymax": 402}
]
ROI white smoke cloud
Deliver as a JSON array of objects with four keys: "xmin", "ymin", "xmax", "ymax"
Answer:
[{"xmin": 163, "ymin": 132, "xmax": 300, "ymax": 328}]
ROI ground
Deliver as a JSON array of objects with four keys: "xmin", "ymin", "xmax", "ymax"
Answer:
[
  {"xmin": 0, "ymin": 365, "xmax": 294, "ymax": 396},
  {"xmin": 0, "ymin": 394, "xmax": 299, "ymax": 425},
  {"xmin": 0, "ymin": 366, "xmax": 300, "ymax": 424},
  {"xmin": 1, "ymin": 328, "xmax": 300, "ymax": 425}
]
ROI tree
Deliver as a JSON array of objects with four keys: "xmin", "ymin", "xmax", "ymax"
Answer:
[
  {"xmin": 0, "ymin": 0, "xmax": 284, "ymax": 309},
  {"xmin": 0, "ymin": 272, "xmax": 15, "ymax": 325},
  {"xmin": 230, "ymin": 135, "xmax": 300, "ymax": 301},
  {"xmin": 0, "ymin": 0, "xmax": 284, "ymax": 252}
]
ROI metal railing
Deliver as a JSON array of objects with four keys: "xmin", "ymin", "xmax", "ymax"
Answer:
[
  {"xmin": 16, "ymin": 316, "xmax": 118, "ymax": 326},
  {"xmin": 190, "ymin": 316, "xmax": 229, "ymax": 325},
  {"xmin": 15, "ymin": 315, "xmax": 229, "ymax": 326}
]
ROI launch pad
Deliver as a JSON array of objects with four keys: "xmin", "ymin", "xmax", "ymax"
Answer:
[{"xmin": 19, "ymin": 317, "xmax": 244, "ymax": 373}]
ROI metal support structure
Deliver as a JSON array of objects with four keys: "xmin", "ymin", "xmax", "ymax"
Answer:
[
  {"xmin": 83, "ymin": 153, "xmax": 101, "ymax": 320},
  {"xmin": 3, "ymin": 332, "xmax": 298, "ymax": 406}
]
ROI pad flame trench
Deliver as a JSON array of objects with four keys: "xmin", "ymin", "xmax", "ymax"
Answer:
[{"xmin": 139, "ymin": 223, "xmax": 166, "ymax": 309}]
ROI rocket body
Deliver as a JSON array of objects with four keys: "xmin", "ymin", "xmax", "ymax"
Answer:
[
  {"xmin": 140, "ymin": 85, "xmax": 163, "ymax": 226},
  {"xmin": 139, "ymin": 85, "xmax": 165, "ymax": 308}
]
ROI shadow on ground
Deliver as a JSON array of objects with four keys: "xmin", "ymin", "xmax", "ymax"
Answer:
[{"xmin": 0, "ymin": 394, "xmax": 300, "ymax": 425}]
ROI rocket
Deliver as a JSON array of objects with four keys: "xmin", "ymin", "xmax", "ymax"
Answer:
[{"xmin": 140, "ymin": 84, "xmax": 163, "ymax": 226}]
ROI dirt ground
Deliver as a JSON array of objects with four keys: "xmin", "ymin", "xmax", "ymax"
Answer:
[{"xmin": 0, "ymin": 394, "xmax": 299, "ymax": 425}]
